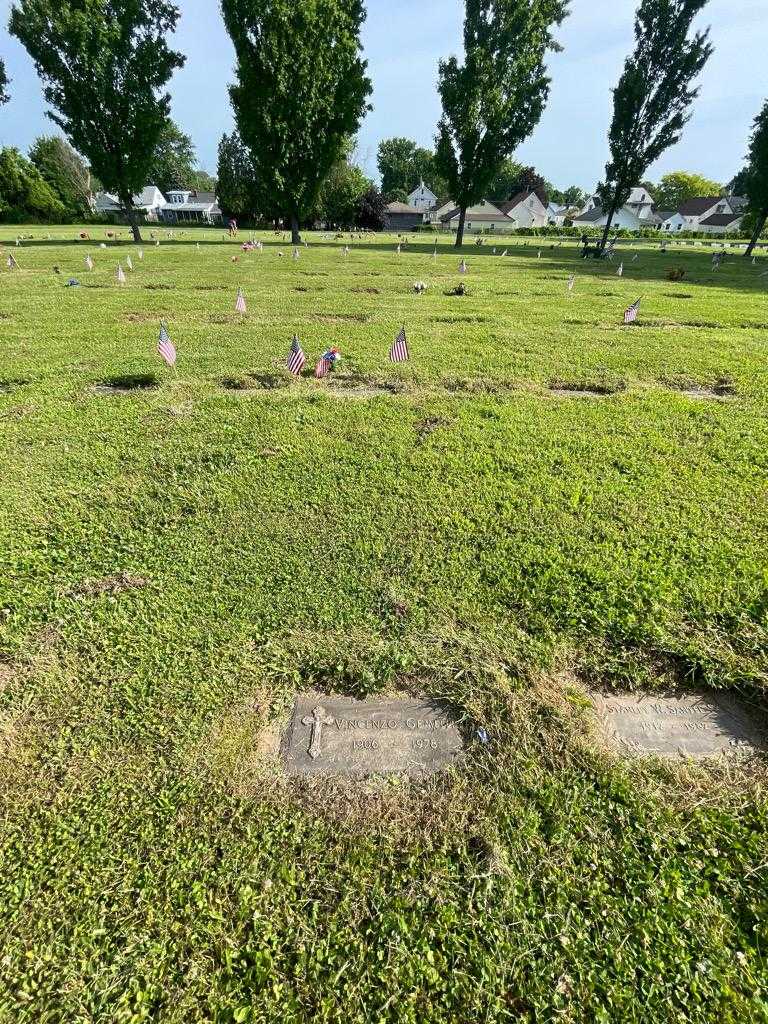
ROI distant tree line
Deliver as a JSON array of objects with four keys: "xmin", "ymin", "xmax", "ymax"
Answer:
[{"xmin": 3, "ymin": 0, "xmax": 768, "ymax": 252}]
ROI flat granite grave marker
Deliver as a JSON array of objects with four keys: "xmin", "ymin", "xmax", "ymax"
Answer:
[
  {"xmin": 283, "ymin": 696, "xmax": 464, "ymax": 778},
  {"xmin": 593, "ymin": 691, "xmax": 768, "ymax": 758}
]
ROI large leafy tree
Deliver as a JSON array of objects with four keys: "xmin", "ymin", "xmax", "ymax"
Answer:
[
  {"xmin": 653, "ymin": 170, "xmax": 722, "ymax": 210},
  {"xmin": 188, "ymin": 169, "xmax": 217, "ymax": 192},
  {"xmin": 9, "ymin": 0, "xmax": 185, "ymax": 242},
  {"xmin": 377, "ymin": 137, "xmax": 446, "ymax": 199},
  {"xmin": 318, "ymin": 158, "xmax": 371, "ymax": 227},
  {"xmin": 595, "ymin": 0, "xmax": 713, "ymax": 252},
  {"xmin": 0, "ymin": 146, "xmax": 66, "ymax": 221},
  {"xmin": 0, "ymin": 58, "xmax": 9, "ymax": 106},
  {"xmin": 145, "ymin": 120, "xmax": 197, "ymax": 194},
  {"xmin": 509, "ymin": 165, "xmax": 549, "ymax": 204},
  {"xmin": 487, "ymin": 157, "xmax": 524, "ymax": 201},
  {"xmin": 221, "ymin": 0, "xmax": 372, "ymax": 244},
  {"xmin": 29, "ymin": 135, "xmax": 92, "ymax": 216},
  {"xmin": 742, "ymin": 99, "xmax": 768, "ymax": 258},
  {"xmin": 355, "ymin": 185, "xmax": 386, "ymax": 230},
  {"xmin": 434, "ymin": 0, "xmax": 569, "ymax": 248},
  {"xmin": 216, "ymin": 131, "xmax": 260, "ymax": 221}
]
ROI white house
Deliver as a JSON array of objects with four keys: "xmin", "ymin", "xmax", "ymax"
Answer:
[
  {"xmin": 546, "ymin": 203, "xmax": 570, "ymax": 227},
  {"xmin": 407, "ymin": 181, "xmax": 439, "ymax": 213},
  {"xmin": 625, "ymin": 186, "xmax": 656, "ymax": 224},
  {"xmin": 496, "ymin": 190, "xmax": 548, "ymax": 228},
  {"xmin": 426, "ymin": 198, "xmax": 456, "ymax": 225},
  {"xmin": 571, "ymin": 205, "xmax": 643, "ymax": 231},
  {"xmin": 440, "ymin": 200, "xmax": 516, "ymax": 234},
  {"xmin": 161, "ymin": 190, "xmax": 222, "ymax": 224},
  {"xmin": 698, "ymin": 212, "xmax": 743, "ymax": 236},
  {"xmin": 94, "ymin": 185, "xmax": 167, "ymax": 221},
  {"xmin": 670, "ymin": 196, "xmax": 734, "ymax": 232}
]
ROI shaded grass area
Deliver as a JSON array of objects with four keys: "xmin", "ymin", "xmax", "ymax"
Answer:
[{"xmin": 1, "ymin": 228, "xmax": 767, "ymax": 1022}]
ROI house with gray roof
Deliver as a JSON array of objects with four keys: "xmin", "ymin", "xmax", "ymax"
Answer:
[{"xmin": 160, "ymin": 190, "xmax": 222, "ymax": 225}]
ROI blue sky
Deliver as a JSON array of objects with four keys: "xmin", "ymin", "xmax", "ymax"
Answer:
[{"xmin": 0, "ymin": 0, "xmax": 764, "ymax": 190}]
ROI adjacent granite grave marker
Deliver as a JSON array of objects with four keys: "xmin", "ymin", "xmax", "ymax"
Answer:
[
  {"xmin": 593, "ymin": 691, "xmax": 768, "ymax": 758},
  {"xmin": 283, "ymin": 696, "xmax": 464, "ymax": 778}
]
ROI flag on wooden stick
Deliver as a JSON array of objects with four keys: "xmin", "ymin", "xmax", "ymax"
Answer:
[
  {"xmin": 117, "ymin": 263, "xmax": 126, "ymax": 284},
  {"xmin": 624, "ymin": 298, "xmax": 641, "ymax": 324},
  {"xmin": 235, "ymin": 288, "xmax": 247, "ymax": 313},
  {"xmin": 158, "ymin": 323, "xmax": 176, "ymax": 366},
  {"xmin": 85, "ymin": 255, "xmax": 94, "ymax": 271},
  {"xmin": 567, "ymin": 274, "xmax": 575, "ymax": 292},
  {"xmin": 458, "ymin": 260, "xmax": 467, "ymax": 274},
  {"xmin": 287, "ymin": 335, "xmax": 306, "ymax": 376},
  {"xmin": 389, "ymin": 326, "xmax": 409, "ymax": 363},
  {"xmin": 7, "ymin": 254, "xmax": 19, "ymax": 270},
  {"xmin": 126, "ymin": 256, "xmax": 133, "ymax": 271}
]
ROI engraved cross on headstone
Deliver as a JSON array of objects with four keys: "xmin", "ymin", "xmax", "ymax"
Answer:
[{"xmin": 302, "ymin": 706, "xmax": 334, "ymax": 760}]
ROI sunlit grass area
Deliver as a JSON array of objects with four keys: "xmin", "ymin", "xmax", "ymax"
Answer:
[{"xmin": 1, "ymin": 225, "xmax": 767, "ymax": 1023}]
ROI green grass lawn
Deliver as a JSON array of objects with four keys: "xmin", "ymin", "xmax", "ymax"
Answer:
[{"xmin": 1, "ymin": 225, "xmax": 767, "ymax": 1023}]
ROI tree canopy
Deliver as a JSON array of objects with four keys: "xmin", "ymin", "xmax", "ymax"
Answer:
[
  {"xmin": 0, "ymin": 58, "xmax": 9, "ymax": 106},
  {"xmin": 653, "ymin": 170, "xmax": 722, "ymax": 210},
  {"xmin": 595, "ymin": 0, "xmax": 713, "ymax": 250},
  {"xmin": 743, "ymin": 99, "xmax": 768, "ymax": 257},
  {"xmin": 145, "ymin": 120, "xmax": 197, "ymax": 194},
  {"xmin": 221, "ymin": 0, "xmax": 372, "ymax": 243},
  {"xmin": 0, "ymin": 146, "xmax": 66, "ymax": 221},
  {"xmin": 317, "ymin": 157, "xmax": 371, "ymax": 227},
  {"xmin": 217, "ymin": 131, "xmax": 260, "ymax": 221},
  {"xmin": 376, "ymin": 137, "xmax": 446, "ymax": 199},
  {"xmin": 434, "ymin": 0, "xmax": 569, "ymax": 246},
  {"xmin": 29, "ymin": 135, "xmax": 92, "ymax": 217},
  {"xmin": 9, "ymin": 0, "xmax": 185, "ymax": 241}
]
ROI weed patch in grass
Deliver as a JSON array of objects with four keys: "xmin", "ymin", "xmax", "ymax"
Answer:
[
  {"xmin": 549, "ymin": 378, "xmax": 627, "ymax": 397},
  {"xmin": 0, "ymin": 378, "xmax": 31, "ymax": 392},
  {"xmin": 67, "ymin": 572, "xmax": 150, "ymax": 598}
]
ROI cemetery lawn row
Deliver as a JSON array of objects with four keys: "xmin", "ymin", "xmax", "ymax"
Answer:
[{"xmin": 1, "ymin": 228, "xmax": 767, "ymax": 1022}]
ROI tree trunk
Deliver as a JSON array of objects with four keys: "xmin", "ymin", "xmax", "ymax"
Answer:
[
  {"xmin": 291, "ymin": 214, "xmax": 301, "ymax": 245},
  {"xmin": 598, "ymin": 206, "xmax": 616, "ymax": 254},
  {"xmin": 745, "ymin": 210, "xmax": 767, "ymax": 257},
  {"xmin": 123, "ymin": 197, "xmax": 143, "ymax": 243},
  {"xmin": 454, "ymin": 206, "xmax": 467, "ymax": 248}
]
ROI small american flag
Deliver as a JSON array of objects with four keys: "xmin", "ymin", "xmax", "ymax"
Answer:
[
  {"xmin": 389, "ymin": 326, "xmax": 409, "ymax": 363},
  {"xmin": 459, "ymin": 260, "xmax": 467, "ymax": 274},
  {"xmin": 235, "ymin": 288, "xmax": 247, "ymax": 313},
  {"xmin": 85, "ymin": 255, "xmax": 94, "ymax": 271},
  {"xmin": 117, "ymin": 264, "xmax": 126, "ymax": 284},
  {"xmin": 7, "ymin": 254, "xmax": 18, "ymax": 269},
  {"xmin": 567, "ymin": 274, "xmax": 575, "ymax": 292},
  {"xmin": 624, "ymin": 298, "xmax": 641, "ymax": 324},
  {"xmin": 126, "ymin": 256, "xmax": 133, "ymax": 271},
  {"xmin": 287, "ymin": 335, "xmax": 306, "ymax": 376},
  {"xmin": 158, "ymin": 322, "xmax": 176, "ymax": 366},
  {"xmin": 292, "ymin": 248, "xmax": 300, "ymax": 260},
  {"xmin": 315, "ymin": 355, "xmax": 332, "ymax": 378}
]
